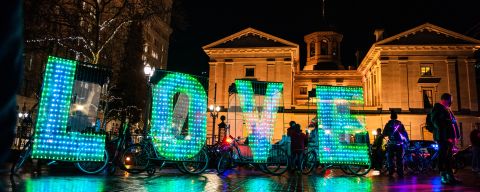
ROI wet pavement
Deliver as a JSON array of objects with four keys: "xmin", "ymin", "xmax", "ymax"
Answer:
[{"xmin": 2, "ymin": 164, "xmax": 480, "ymax": 192}]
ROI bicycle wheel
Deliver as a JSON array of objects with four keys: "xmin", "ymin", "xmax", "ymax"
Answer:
[
  {"xmin": 264, "ymin": 148, "xmax": 289, "ymax": 175},
  {"xmin": 177, "ymin": 162, "xmax": 188, "ymax": 174},
  {"xmin": 11, "ymin": 140, "xmax": 33, "ymax": 175},
  {"xmin": 301, "ymin": 151, "xmax": 317, "ymax": 175},
  {"xmin": 122, "ymin": 144, "xmax": 150, "ymax": 173},
  {"xmin": 340, "ymin": 165, "xmax": 353, "ymax": 175},
  {"xmin": 75, "ymin": 150, "xmax": 109, "ymax": 174},
  {"xmin": 217, "ymin": 152, "xmax": 233, "ymax": 174},
  {"xmin": 182, "ymin": 149, "xmax": 209, "ymax": 174},
  {"xmin": 347, "ymin": 163, "xmax": 371, "ymax": 176}
]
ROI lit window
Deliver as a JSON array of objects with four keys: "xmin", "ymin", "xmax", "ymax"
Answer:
[
  {"xmin": 245, "ymin": 68, "xmax": 255, "ymax": 77},
  {"xmin": 300, "ymin": 87, "xmax": 308, "ymax": 95},
  {"xmin": 421, "ymin": 66, "xmax": 432, "ymax": 76}
]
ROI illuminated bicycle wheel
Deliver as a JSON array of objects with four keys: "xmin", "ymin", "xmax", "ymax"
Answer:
[
  {"xmin": 347, "ymin": 164, "xmax": 371, "ymax": 176},
  {"xmin": 11, "ymin": 140, "xmax": 33, "ymax": 175},
  {"xmin": 182, "ymin": 149, "xmax": 209, "ymax": 174},
  {"xmin": 265, "ymin": 148, "xmax": 289, "ymax": 175},
  {"xmin": 75, "ymin": 150, "xmax": 109, "ymax": 174},
  {"xmin": 122, "ymin": 144, "xmax": 150, "ymax": 173},
  {"xmin": 301, "ymin": 151, "xmax": 317, "ymax": 175},
  {"xmin": 217, "ymin": 152, "xmax": 233, "ymax": 174}
]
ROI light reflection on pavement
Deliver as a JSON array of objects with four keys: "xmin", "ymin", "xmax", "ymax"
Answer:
[{"xmin": 4, "ymin": 167, "xmax": 480, "ymax": 192}]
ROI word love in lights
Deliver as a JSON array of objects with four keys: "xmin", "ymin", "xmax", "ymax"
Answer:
[
  {"xmin": 32, "ymin": 56, "xmax": 105, "ymax": 161},
  {"xmin": 316, "ymin": 86, "xmax": 370, "ymax": 165},
  {"xmin": 150, "ymin": 72, "xmax": 207, "ymax": 160},
  {"xmin": 235, "ymin": 80, "xmax": 283, "ymax": 162}
]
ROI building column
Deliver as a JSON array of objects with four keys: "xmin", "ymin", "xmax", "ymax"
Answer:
[
  {"xmin": 399, "ymin": 61, "xmax": 409, "ymax": 111},
  {"xmin": 465, "ymin": 59, "xmax": 478, "ymax": 111},
  {"xmin": 446, "ymin": 58, "xmax": 459, "ymax": 111}
]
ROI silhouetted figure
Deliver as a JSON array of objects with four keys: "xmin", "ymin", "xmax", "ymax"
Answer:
[
  {"xmin": 372, "ymin": 128, "xmax": 385, "ymax": 170},
  {"xmin": 290, "ymin": 124, "xmax": 307, "ymax": 173},
  {"xmin": 218, "ymin": 115, "xmax": 227, "ymax": 142},
  {"xmin": 470, "ymin": 127, "xmax": 480, "ymax": 173},
  {"xmin": 383, "ymin": 111, "xmax": 409, "ymax": 177},
  {"xmin": 431, "ymin": 93, "xmax": 461, "ymax": 184}
]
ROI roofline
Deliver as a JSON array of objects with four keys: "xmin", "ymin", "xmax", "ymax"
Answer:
[
  {"xmin": 376, "ymin": 23, "xmax": 480, "ymax": 45},
  {"xmin": 202, "ymin": 27, "xmax": 299, "ymax": 50},
  {"xmin": 358, "ymin": 23, "xmax": 480, "ymax": 75}
]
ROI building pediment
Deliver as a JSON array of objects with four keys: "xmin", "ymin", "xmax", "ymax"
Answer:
[
  {"xmin": 377, "ymin": 23, "xmax": 480, "ymax": 45},
  {"xmin": 203, "ymin": 27, "xmax": 298, "ymax": 49}
]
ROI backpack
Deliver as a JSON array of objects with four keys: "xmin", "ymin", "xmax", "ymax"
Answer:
[{"xmin": 425, "ymin": 112, "xmax": 434, "ymax": 133}]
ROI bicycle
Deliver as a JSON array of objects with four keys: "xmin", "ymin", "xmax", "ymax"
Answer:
[
  {"xmin": 301, "ymin": 144, "xmax": 371, "ymax": 176},
  {"xmin": 123, "ymin": 134, "xmax": 209, "ymax": 175},
  {"xmin": 216, "ymin": 135, "xmax": 289, "ymax": 175},
  {"xmin": 403, "ymin": 141, "xmax": 439, "ymax": 175},
  {"xmin": 74, "ymin": 119, "xmax": 134, "ymax": 174}
]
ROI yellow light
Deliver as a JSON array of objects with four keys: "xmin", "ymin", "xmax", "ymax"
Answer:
[
  {"xmin": 75, "ymin": 104, "xmax": 85, "ymax": 111},
  {"xmin": 209, "ymin": 105, "xmax": 214, "ymax": 111},
  {"xmin": 372, "ymin": 130, "xmax": 377, "ymax": 136},
  {"xmin": 125, "ymin": 157, "xmax": 131, "ymax": 162}
]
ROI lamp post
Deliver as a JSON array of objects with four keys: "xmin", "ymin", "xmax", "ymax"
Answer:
[
  {"xmin": 209, "ymin": 104, "xmax": 221, "ymax": 144},
  {"xmin": 143, "ymin": 64, "xmax": 153, "ymax": 133}
]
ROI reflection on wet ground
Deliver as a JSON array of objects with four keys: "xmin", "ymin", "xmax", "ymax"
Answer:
[{"xmin": 3, "ymin": 166, "xmax": 480, "ymax": 192}]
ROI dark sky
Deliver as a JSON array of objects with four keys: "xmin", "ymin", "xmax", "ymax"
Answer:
[{"xmin": 167, "ymin": 0, "xmax": 480, "ymax": 76}]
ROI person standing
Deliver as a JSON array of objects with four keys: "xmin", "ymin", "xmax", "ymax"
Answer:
[
  {"xmin": 470, "ymin": 126, "xmax": 480, "ymax": 174},
  {"xmin": 372, "ymin": 128, "xmax": 385, "ymax": 171},
  {"xmin": 290, "ymin": 124, "xmax": 307, "ymax": 173},
  {"xmin": 287, "ymin": 121, "xmax": 296, "ymax": 170},
  {"xmin": 431, "ymin": 93, "xmax": 462, "ymax": 184},
  {"xmin": 382, "ymin": 111, "xmax": 409, "ymax": 177}
]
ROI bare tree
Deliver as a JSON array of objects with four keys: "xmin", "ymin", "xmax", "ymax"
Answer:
[{"xmin": 25, "ymin": 0, "xmax": 172, "ymax": 64}]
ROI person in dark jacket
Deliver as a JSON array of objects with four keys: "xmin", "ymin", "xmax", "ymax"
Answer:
[
  {"xmin": 431, "ymin": 93, "xmax": 461, "ymax": 184},
  {"xmin": 382, "ymin": 111, "xmax": 409, "ymax": 177},
  {"xmin": 291, "ymin": 124, "xmax": 307, "ymax": 173},
  {"xmin": 287, "ymin": 121, "xmax": 296, "ymax": 170},
  {"xmin": 470, "ymin": 127, "xmax": 480, "ymax": 173},
  {"xmin": 372, "ymin": 128, "xmax": 385, "ymax": 171}
]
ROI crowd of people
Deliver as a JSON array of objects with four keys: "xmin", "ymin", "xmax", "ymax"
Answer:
[{"xmin": 283, "ymin": 93, "xmax": 480, "ymax": 185}]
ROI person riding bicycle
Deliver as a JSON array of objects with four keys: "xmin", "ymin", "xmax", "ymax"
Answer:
[{"xmin": 382, "ymin": 111, "xmax": 409, "ymax": 177}]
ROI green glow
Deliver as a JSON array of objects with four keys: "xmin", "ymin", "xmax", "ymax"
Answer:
[
  {"xmin": 316, "ymin": 86, "xmax": 370, "ymax": 165},
  {"xmin": 32, "ymin": 56, "xmax": 105, "ymax": 161},
  {"xmin": 151, "ymin": 72, "xmax": 207, "ymax": 160},
  {"xmin": 145, "ymin": 176, "xmax": 208, "ymax": 192},
  {"xmin": 26, "ymin": 176, "xmax": 105, "ymax": 192},
  {"xmin": 245, "ymin": 177, "xmax": 275, "ymax": 192},
  {"xmin": 313, "ymin": 177, "xmax": 372, "ymax": 192},
  {"xmin": 235, "ymin": 80, "xmax": 283, "ymax": 162}
]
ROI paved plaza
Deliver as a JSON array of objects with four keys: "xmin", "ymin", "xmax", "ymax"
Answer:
[{"xmin": 2, "ymin": 164, "xmax": 480, "ymax": 192}]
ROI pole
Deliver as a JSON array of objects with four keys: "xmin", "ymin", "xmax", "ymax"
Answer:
[
  {"xmin": 143, "ymin": 79, "xmax": 149, "ymax": 135},
  {"xmin": 212, "ymin": 83, "xmax": 217, "ymax": 144}
]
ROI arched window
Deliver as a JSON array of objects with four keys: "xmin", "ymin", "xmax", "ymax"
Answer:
[
  {"xmin": 309, "ymin": 41, "xmax": 315, "ymax": 57},
  {"xmin": 320, "ymin": 39, "xmax": 328, "ymax": 55}
]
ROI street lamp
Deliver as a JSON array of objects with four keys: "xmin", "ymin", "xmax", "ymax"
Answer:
[
  {"xmin": 143, "ymin": 64, "xmax": 154, "ymax": 133},
  {"xmin": 209, "ymin": 104, "xmax": 221, "ymax": 144}
]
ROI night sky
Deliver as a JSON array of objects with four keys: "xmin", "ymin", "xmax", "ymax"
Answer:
[{"xmin": 167, "ymin": 0, "xmax": 480, "ymax": 76}]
